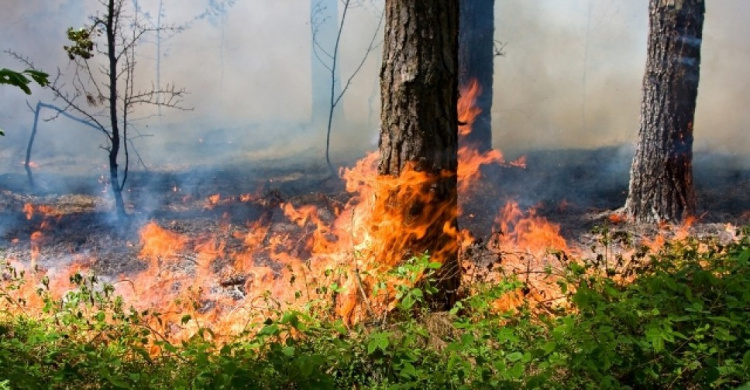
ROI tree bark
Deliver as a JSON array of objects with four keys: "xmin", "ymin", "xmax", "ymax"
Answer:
[
  {"xmin": 625, "ymin": 0, "xmax": 704, "ymax": 223},
  {"xmin": 458, "ymin": 0, "xmax": 494, "ymax": 152},
  {"xmin": 107, "ymin": 0, "xmax": 127, "ymax": 220},
  {"xmin": 379, "ymin": 0, "xmax": 460, "ymax": 310}
]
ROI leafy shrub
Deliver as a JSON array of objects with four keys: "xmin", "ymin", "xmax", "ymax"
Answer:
[{"xmin": 1, "ymin": 229, "xmax": 749, "ymax": 389}]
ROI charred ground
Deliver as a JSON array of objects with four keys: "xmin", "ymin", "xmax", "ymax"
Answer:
[{"xmin": 1, "ymin": 146, "xmax": 747, "ymax": 282}]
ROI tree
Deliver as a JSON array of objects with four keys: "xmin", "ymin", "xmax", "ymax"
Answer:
[
  {"xmin": 0, "ymin": 67, "xmax": 48, "ymax": 136},
  {"xmin": 458, "ymin": 0, "xmax": 494, "ymax": 152},
  {"xmin": 310, "ymin": 0, "xmax": 343, "ymax": 129},
  {"xmin": 18, "ymin": 0, "xmax": 187, "ymax": 220},
  {"xmin": 624, "ymin": 0, "xmax": 704, "ymax": 223},
  {"xmin": 378, "ymin": 0, "xmax": 460, "ymax": 309},
  {"xmin": 311, "ymin": 0, "xmax": 383, "ymax": 175}
]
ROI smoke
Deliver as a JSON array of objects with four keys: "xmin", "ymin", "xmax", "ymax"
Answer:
[
  {"xmin": 494, "ymin": 0, "xmax": 750, "ymax": 164},
  {"xmin": 1, "ymin": 0, "xmax": 748, "ymax": 184}
]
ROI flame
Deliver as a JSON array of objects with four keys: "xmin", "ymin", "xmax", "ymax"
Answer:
[
  {"xmin": 3, "ymin": 77, "xmax": 579, "ymax": 343},
  {"xmin": 206, "ymin": 194, "xmax": 221, "ymax": 208},
  {"xmin": 23, "ymin": 203, "xmax": 34, "ymax": 220},
  {"xmin": 456, "ymin": 79, "xmax": 526, "ymax": 193}
]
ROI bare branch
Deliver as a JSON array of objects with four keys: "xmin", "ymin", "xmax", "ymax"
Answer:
[{"xmin": 333, "ymin": 6, "xmax": 384, "ymax": 108}]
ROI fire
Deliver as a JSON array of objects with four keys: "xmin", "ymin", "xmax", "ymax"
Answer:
[
  {"xmin": 23, "ymin": 203, "xmax": 63, "ymax": 221},
  {"xmin": 30, "ymin": 231, "xmax": 44, "ymax": 269},
  {"xmin": 23, "ymin": 203, "xmax": 34, "ymax": 220},
  {"xmin": 4, "ymin": 77, "xmax": 577, "ymax": 343},
  {"xmin": 139, "ymin": 221, "xmax": 188, "ymax": 261},
  {"xmin": 494, "ymin": 202, "xmax": 568, "ymax": 252},
  {"xmin": 206, "ymin": 193, "xmax": 221, "ymax": 208},
  {"xmin": 456, "ymin": 79, "xmax": 526, "ymax": 193}
]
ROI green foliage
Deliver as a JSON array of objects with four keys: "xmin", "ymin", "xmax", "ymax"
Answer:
[
  {"xmin": 0, "ymin": 68, "xmax": 48, "ymax": 95},
  {"xmin": 64, "ymin": 27, "xmax": 95, "ymax": 60},
  {"xmin": 550, "ymin": 230, "xmax": 750, "ymax": 389},
  {"xmin": 0, "ymin": 67, "xmax": 49, "ymax": 135},
  {"xmin": 1, "ymin": 230, "xmax": 749, "ymax": 389}
]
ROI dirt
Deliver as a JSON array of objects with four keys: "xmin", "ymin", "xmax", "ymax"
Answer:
[{"xmin": 0, "ymin": 147, "xmax": 747, "ymax": 282}]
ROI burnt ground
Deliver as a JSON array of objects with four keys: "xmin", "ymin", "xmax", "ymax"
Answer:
[{"xmin": 0, "ymin": 147, "xmax": 748, "ymax": 278}]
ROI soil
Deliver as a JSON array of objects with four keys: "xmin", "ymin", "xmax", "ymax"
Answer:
[{"xmin": 1, "ymin": 147, "xmax": 747, "ymax": 281}]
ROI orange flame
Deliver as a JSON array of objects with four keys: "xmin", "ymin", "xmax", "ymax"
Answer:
[{"xmin": 4, "ymin": 77, "xmax": 579, "ymax": 343}]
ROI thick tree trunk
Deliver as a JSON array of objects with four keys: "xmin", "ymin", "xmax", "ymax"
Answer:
[
  {"xmin": 625, "ymin": 0, "xmax": 704, "ymax": 223},
  {"xmin": 379, "ymin": 0, "xmax": 460, "ymax": 309},
  {"xmin": 458, "ymin": 0, "xmax": 494, "ymax": 152}
]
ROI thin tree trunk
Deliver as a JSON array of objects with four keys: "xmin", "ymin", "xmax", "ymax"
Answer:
[
  {"xmin": 107, "ymin": 0, "xmax": 127, "ymax": 220},
  {"xmin": 458, "ymin": 0, "xmax": 494, "ymax": 152},
  {"xmin": 25, "ymin": 102, "xmax": 41, "ymax": 189},
  {"xmin": 625, "ymin": 0, "xmax": 704, "ymax": 223},
  {"xmin": 310, "ymin": 0, "xmax": 342, "ymax": 126},
  {"xmin": 379, "ymin": 0, "xmax": 460, "ymax": 309},
  {"xmin": 25, "ymin": 102, "xmax": 101, "ymax": 190}
]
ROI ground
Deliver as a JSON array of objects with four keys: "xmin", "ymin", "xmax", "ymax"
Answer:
[{"xmin": 0, "ymin": 147, "xmax": 747, "ymax": 293}]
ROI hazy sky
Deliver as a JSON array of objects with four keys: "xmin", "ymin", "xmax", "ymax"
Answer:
[{"xmin": 1, "ymin": 0, "xmax": 748, "ymax": 171}]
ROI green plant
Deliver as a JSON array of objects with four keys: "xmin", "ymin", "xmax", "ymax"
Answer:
[
  {"xmin": 0, "ymin": 230, "xmax": 748, "ymax": 389},
  {"xmin": 0, "ymin": 66, "xmax": 48, "ymax": 136}
]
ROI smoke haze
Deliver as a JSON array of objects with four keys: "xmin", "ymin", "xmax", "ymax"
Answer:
[{"xmin": 1, "ymin": 0, "xmax": 748, "ymax": 178}]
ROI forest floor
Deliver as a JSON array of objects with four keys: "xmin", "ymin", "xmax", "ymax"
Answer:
[{"xmin": 0, "ymin": 146, "xmax": 747, "ymax": 281}]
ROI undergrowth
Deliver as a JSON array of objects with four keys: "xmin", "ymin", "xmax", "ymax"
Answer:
[{"xmin": 1, "ymin": 228, "xmax": 749, "ymax": 389}]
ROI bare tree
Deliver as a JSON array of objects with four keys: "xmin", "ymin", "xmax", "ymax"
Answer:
[
  {"xmin": 624, "ymin": 0, "xmax": 704, "ymax": 223},
  {"xmin": 24, "ymin": 101, "xmax": 100, "ymax": 188},
  {"xmin": 311, "ymin": 0, "xmax": 384, "ymax": 175},
  {"xmin": 379, "ymin": 0, "xmax": 460, "ymax": 309},
  {"xmin": 17, "ymin": 0, "xmax": 188, "ymax": 220}
]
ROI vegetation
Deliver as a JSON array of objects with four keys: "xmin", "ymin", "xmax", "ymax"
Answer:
[
  {"xmin": 0, "ymin": 67, "xmax": 48, "ymax": 136},
  {"xmin": 1, "ymin": 229, "xmax": 748, "ymax": 389},
  {"xmin": 14, "ymin": 0, "xmax": 187, "ymax": 219}
]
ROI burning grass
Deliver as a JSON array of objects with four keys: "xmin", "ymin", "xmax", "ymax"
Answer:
[
  {"xmin": 1, "ymin": 228, "xmax": 748, "ymax": 389},
  {"xmin": 0, "ymin": 78, "xmax": 748, "ymax": 387}
]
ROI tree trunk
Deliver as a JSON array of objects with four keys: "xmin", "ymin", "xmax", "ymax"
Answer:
[
  {"xmin": 107, "ymin": 0, "xmax": 127, "ymax": 220},
  {"xmin": 458, "ymin": 0, "xmax": 494, "ymax": 152},
  {"xmin": 379, "ymin": 0, "xmax": 460, "ymax": 310},
  {"xmin": 625, "ymin": 0, "xmax": 704, "ymax": 224}
]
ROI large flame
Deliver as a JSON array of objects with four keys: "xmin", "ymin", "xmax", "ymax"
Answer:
[{"xmin": 3, "ymin": 78, "xmax": 577, "ymax": 343}]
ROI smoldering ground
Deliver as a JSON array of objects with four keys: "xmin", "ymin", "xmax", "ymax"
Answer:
[{"xmin": 0, "ymin": 0, "xmax": 748, "ymax": 235}]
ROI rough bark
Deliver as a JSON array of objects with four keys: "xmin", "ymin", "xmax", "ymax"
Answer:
[
  {"xmin": 379, "ymin": 0, "xmax": 460, "ymax": 309},
  {"xmin": 625, "ymin": 0, "xmax": 704, "ymax": 223},
  {"xmin": 458, "ymin": 0, "xmax": 494, "ymax": 152}
]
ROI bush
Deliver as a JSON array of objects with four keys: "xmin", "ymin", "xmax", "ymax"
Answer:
[{"xmin": 1, "ymin": 229, "xmax": 749, "ymax": 389}]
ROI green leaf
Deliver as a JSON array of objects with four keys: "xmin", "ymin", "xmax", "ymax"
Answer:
[
  {"xmin": 399, "ymin": 362, "xmax": 417, "ymax": 378},
  {"xmin": 367, "ymin": 332, "xmax": 390, "ymax": 355},
  {"xmin": 543, "ymin": 341, "xmax": 557, "ymax": 355},
  {"xmin": 281, "ymin": 312, "xmax": 299, "ymax": 328},
  {"xmin": 508, "ymin": 362, "xmax": 524, "ymax": 379},
  {"xmin": 713, "ymin": 327, "xmax": 736, "ymax": 342},
  {"xmin": 25, "ymin": 69, "xmax": 49, "ymax": 86},
  {"xmin": 652, "ymin": 336, "xmax": 664, "ymax": 353},
  {"xmin": 258, "ymin": 324, "xmax": 280, "ymax": 337},
  {"xmin": 507, "ymin": 351, "xmax": 523, "ymax": 362}
]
